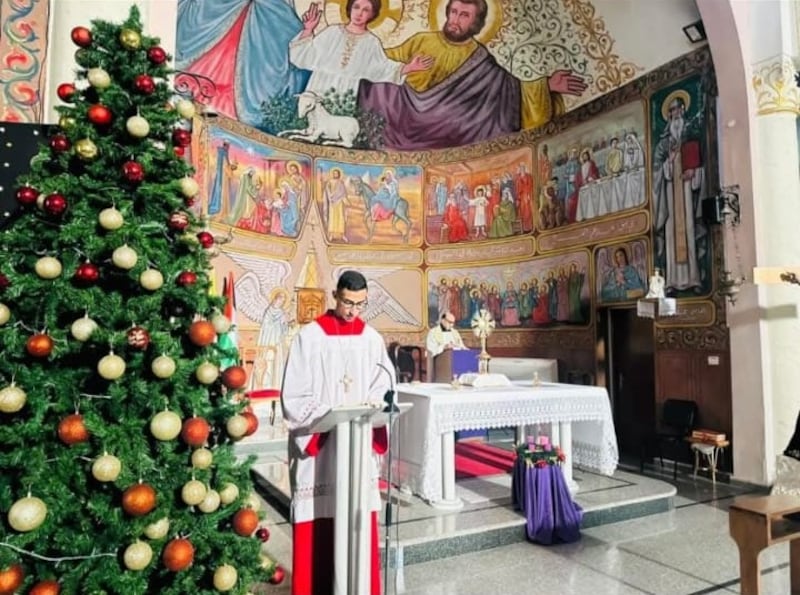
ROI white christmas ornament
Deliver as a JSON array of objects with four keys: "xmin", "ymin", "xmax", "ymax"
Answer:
[
  {"xmin": 112, "ymin": 244, "xmax": 138, "ymax": 269},
  {"xmin": 211, "ymin": 312, "xmax": 231, "ymax": 334},
  {"xmin": 198, "ymin": 489, "xmax": 221, "ymax": 513},
  {"xmin": 123, "ymin": 540, "xmax": 153, "ymax": 571},
  {"xmin": 151, "ymin": 355, "xmax": 176, "ymax": 379},
  {"xmin": 8, "ymin": 495, "xmax": 47, "ymax": 532},
  {"xmin": 226, "ymin": 415, "xmax": 248, "ymax": 440},
  {"xmin": 91, "ymin": 453, "xmax": 122, "ymax": 482},
  {"xmin": 0, "ymin": 303, "xmax": 9, "ymax": 326},
  {"xmin": 150, "ymin": 410, "xmax": 182, "ymax": 440},
  {"xmin": 87, "ymin": 67, "xmax": 111, "ymax": 89},
  {"xmin": 143, "ymin": 517, "xmax": 170, "ymax": 540},
  {"xmin": 98, "ymin": 207, "xmax": 124, "ymax": 230},
  {"xmin": 176, "ymin": 99, "xmax": 196, "ymax": 119},
  {"xmin": 191, "ymin": 447, "xmax": 213, "ymax": 469},
  {"xmin": 213, "ymin": 564, "xmax": 238, "ymax": 591},
  {"xmin": 195, "ymin": 361, "xmax": 219, "ymax": 385},
  {"xmin": 126, "ymin": 115, "xmax": 150, "ymax": 138},
  {"xmin": 246, "ymin": 492, "xmax": 262, "ymax": 512},
  {"xmin": 70, "ymin": 315, "xmax": 98, "ymax": 342},
  {"xmin": 98, "ymin": 352, "xmax": 125, "ymax": 380},
  {"xmin": 219, "ymin": 483, "xmax": 239, "ymax": 505},
  {"xmin": 179, "ymin": 176, "xmax": 199, "ymax": 198},
  {"xmin": 140, "ymin": 269, "xmax": 164, "ymax": 291},
  {"xmin": 0, "ymin": 383, "xmax": 27, "ymax": 413},
  {"xmin": 35, "ymin": 256, "xmax": 62, "ymax": 279},
  {"xmin": 181, "ymin": 479, "xmax": 207, "ymax": 506}
]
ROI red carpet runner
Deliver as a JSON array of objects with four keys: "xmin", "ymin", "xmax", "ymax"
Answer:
[{"xmin": 455, "ymin": 441, "xmax": 516, "ymax": 479}]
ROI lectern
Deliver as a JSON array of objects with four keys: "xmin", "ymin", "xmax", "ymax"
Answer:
[{"xmin": 431, "ymin": 348, "xmax": 479, "ymax": 382}]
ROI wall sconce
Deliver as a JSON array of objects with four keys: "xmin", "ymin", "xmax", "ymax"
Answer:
[
  {"xmin": 702, "ymin": 185, "xmax": 740, "ymax": 227},
  {"xmin": 718, "ymin": 270, "xmax": 746, "ymax": 305},
  {"xmin": 682, "ymin": 21, "xmax": 707, "ymax": 44}
]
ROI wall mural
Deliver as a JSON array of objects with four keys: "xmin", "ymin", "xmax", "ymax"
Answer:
[
  {"xmin": 315, "ymin": 160, "xmax": 423, "ymax": 244},
  {"xmin": 424, "ymin": 147, "xmax": 533, "ymax": 244},
  {"xmin": 649, "ymin": 74, "xmax": 711, "ymax": 297},
  {"xmin": 427, "ymin": 250, "xmax": 591, "ymax": 329},
  {"xmin": 595, "ymin": 239, "xmax": 648, "ymax": 305},
  {"xmin": 535, "ymin": 100, "xmax": 646, "ymax": 231}
]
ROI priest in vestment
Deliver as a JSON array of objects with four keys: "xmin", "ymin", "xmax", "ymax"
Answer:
[
  {"xmin": 358, "ymin": 0, "xmax": 587, "ymax": 149},
  {"xmin": 282, "ymin": 270, "xmax": 394, "ymax": 595}
]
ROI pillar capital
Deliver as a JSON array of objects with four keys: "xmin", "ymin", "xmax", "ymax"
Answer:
[{"xmin": 752, "ymin": 54, "xmax": 800, "ymax": 116}]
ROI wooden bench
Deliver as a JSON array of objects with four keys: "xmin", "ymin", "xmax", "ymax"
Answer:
[{"xmin": 729, "ymin": 494, "xmax": 800, "ymax": 594}]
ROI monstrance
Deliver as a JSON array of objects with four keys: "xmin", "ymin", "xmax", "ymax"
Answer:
[{"xmin": 471, "ymin": 308, "xmax": 495, "ymax": 374}]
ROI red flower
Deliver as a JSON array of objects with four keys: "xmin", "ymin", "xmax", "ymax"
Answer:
[
  {"xmin": 557, "ymin": 452, "xmax": 566, "ymax": 462},
  {"xmin": 534, "ymin": 459, "xmax": 548, "ymax": 468}
]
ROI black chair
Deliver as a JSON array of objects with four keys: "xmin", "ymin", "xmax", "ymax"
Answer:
[
  {"xmin": 642, "ymin": 398, "xmax": 698, "ymax": 480},
  {"xmin": 397, "ymin": 345, "xmax": 425, "ymax": 381},
  {"xmin": 387, "ymin": 342, "xmax": 417, "ymax": 383}
]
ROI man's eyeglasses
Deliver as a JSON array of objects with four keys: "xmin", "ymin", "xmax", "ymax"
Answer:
[{"xmin": 337, "ymin": 297, "xmax": 368, "ymax": 310}]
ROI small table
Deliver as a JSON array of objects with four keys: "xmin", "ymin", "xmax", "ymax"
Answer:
[{"xmin": 686, "ymin": 438, "xmax": 730, "ymax": 483}]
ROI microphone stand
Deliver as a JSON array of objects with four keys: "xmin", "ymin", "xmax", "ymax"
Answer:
[{"xmin": 376, "ymin": 362, "xmax": 398, "ymax": 595}]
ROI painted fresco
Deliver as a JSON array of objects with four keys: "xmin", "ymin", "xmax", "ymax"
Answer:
[
  {"xmin": 535, "ymin": 100, "xmax": 646, "ymax": 231},
  {"xmin": 424, "ymin": 147, "xmax": 534, "ymax": 244},
  {"xmin": 649, "ymin": 75, "xmax": 711, "ymax": 297},
  {"xmin": 595, "ymin": 239, "xmax": 648, "ymax": 305},
  {"xmin": 427, "ymin": 251, "xmax": 591, "ymax": 329},
  {"xmin": 201, "ymin": 125, "xmax": 312, "ymax": 238},
  {"xmin": 315, "ymin": 160, "xmax": 423, "ymax": 245}
]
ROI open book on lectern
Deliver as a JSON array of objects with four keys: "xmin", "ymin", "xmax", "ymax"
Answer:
[{"xmin": 305, "ymin": 402, "xmax": 414, "ymax": 434}]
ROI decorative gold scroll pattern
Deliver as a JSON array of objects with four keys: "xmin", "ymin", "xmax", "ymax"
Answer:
[{"xmin": 752, "ymin": 55, "xmax": 800, "ymax": 115}]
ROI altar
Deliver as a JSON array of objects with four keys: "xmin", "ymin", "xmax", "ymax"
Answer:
[{"xmin": 390, "ymin": 381, "xmax": 618, "ymax": 509}]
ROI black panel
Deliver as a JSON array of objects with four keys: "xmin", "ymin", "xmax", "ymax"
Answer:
[{"xmin": 0, "ymin": 122, "xmax": 51, "ymax": 229}]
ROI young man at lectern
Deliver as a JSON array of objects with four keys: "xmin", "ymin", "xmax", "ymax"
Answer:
[
  {"xmin": 425, "ymin": 311, "xmax": 466, "ymax": 357},
  {"xmin": 281, "ymin": 270, "xmax": 395, "ymax": 594}
]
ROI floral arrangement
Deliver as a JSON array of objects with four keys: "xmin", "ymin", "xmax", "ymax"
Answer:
[{"xmin": 515, "ymin": 438, "xmax": 566, "ymax": 468}]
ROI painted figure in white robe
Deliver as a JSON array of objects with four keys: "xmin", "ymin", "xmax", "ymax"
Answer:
[
  {"xmin": 250, "ymin": 288, "xmax": 291, "ymax": 394},
  {"xmin": 289, "ymin": 0, "xmax": 433, "ymax": 98},
  {"xmin": 281, "ymin": 270, "xmax": 394, "ymax": 594},
  {"xmin": 324, "ymin": 167, "xmax": 349, "ymax": 242}
]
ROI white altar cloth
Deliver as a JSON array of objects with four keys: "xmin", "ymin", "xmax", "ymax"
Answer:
[{"xmin": 390, "ymin": 381, "xmax": 618, "ymax": 507}]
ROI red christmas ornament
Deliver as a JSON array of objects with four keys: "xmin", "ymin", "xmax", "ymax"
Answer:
[
  {"xmin": 70, "ymin": 26, "xmax": 92, "ymax": 47},
  {"xmin": 197, "ymin": 231, "xmax": 214, "ymax": 249},
  {"xmin": 0, "ymin": 273, "xmax": 9, "ymax": 292},
  {"xmin": 147, "ymin": 46, "xmax": 167, "ymax": 65},
  {"xmin": 221, "ymin": 366, "xmax": 247, "ymax": 390},
  {"xmin": 256, "ymin": 527, "xmax": 270, "ymax": 542},
  {"xmin": 133, "ymin": 74, "xmax": 155, "ymax": 95},
  {"xmin": 184, "ymin": 196, "xmax": 196, "ymax": 207},
  {"xmin": 0, "ymin": 564, "xmax": 24, "ymax": 594},
  {"xmin": 269, "ymin": 566, "xmax": 286, "ymax": 585},
  {"xmin": 74, "ymin": 261, "xmax": 100, "ymax": 284},
  {"xmin": 29, "ymin": 580, "xmax": 61, "ymax": 595},
  {"xmin": 58, "ymin": 413, "xmax": 90, "ymax": 445},
  {"xmin": 177, "ymin": 271, "xmax": 197, "ymax": 287},
  {"xmin": 174, "ymin": 146, "xmax": 186, "ymax": 157},
  {"xmin": 168, "ymin": 211, "xmax": 190, "ymax": 231},
  {"xmin": 172, "ymin": 129, "xmax": 192, "ymax": 147},
  {"xmin": 15, "ymin": 186, "xmax": 39, "ymax": 206},
  {"xmin": 242, "ymin": 411, "xmax": 259, "ymax": 436},
  {"xmin": 127, "ymin": 326, "xmax": 151, "ymax": 350},
  {"xmin": 49, "ymin": 134, "xmax": 71, "ymax": 153},
  {"xmin": 57, "ymin": 82, "xmax": 76, "ymax": 102},
  {"xmin": 121, "ymin": 161, "xmax": 145, "ymax": 184},
  {"xmin": 181, "ymin": 417, "xmax": 211, "ymax": 447},
  {"xmin": 188, "ymin": 320, "xmax": 216, "ymax": 346},
  {"xmin": 122, "ymin": 483, "xmax": 157, "ymax": 517},
  {"xmin": 43, "ymin": 193, "xmax": 67, "ymax": 217},
  {"xmin": 232, "ymin": 508, "xmax": 259, "ymax": 536},
  {"xmin": 26, "ymin": 333, "xmax": 54, "ymax": 358},
  {"xmin": 163, "ymin": 538, "xmax": 194, "ymax": 572},
  {"xmin": 87, "ymin": 104, "xmax": 113, "ymax": 126}
]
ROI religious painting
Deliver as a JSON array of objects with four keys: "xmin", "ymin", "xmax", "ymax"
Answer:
[
  {"xmin": 201, "ymin": 125, "xmax": 311, "ymax": 239},
  {"xmin": 424, "ymin": 148, "xmax": 534, "ymax": 245},
  {"xmin": 650, "ymin": 75, "xmax": 712, "ymax": 297},
  {"xmin": 427, "ymin": 251, "xmax": 591, "ymax": 329},
  {"xmin": 535, "ymin": 101, "xmax": 647, "ymax": 231},
  {"xmin": 595, "ymin": 239, "xmax": 649, "ymax": 305},
  {"xmin": 315, "ymin": 160, "xmax": 423, "ymax": 246}
]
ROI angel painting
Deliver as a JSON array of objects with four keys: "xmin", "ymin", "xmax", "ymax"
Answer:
[{"xmin": 597, "ymin": 241, "xmax": 647, "ymax": 304}]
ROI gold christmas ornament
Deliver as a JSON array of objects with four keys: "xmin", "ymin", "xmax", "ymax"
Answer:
[
  {"xmin": 151, "ymin": 355, "xmax": 176, "ymax": 379},
  {"xmin": 123, "ymin": 540, "xmax": 153, "ymax": 571},
  {"xmin": 181, "ymin": 479, "xmax": 207, "ymax": 506},
  {"xmin": 8, "ymin": 495, "xmax": 47, "ymax": 532},
  {"xmin": 126, "ymin": 115, "xmax": 150, "ymax": 138},
  {"xmin": 0, "ymin": 383, "xmax": 27, "ymax": 413},
  {"xmin": 191, "ymin": 447, "xmax": 213, "ymax": 469},
  {"xmin": 246, "ymin": 492, "xmax": 262, "ymax": 512},
  {"xmin": 119, "ymin": 28, "xmax": 141, "ymax": 50},
  {"xmin": 58, "ymin": 115, "xmax": 77, "ymax": 130},
  {"xmin": 143, "ymin": 517, "xmax": 170, "ymax": 540},
  {"xmin": 198, "ymin": 489, "xmax": 221, "ymax": 513},
  {"xmin": 176, "ymin": 99, "xmax": 196, "ymax": 119},
  {"xmin": 87, "ymin": 67, "xmax": 111, "ymax": 89},
  {"xmin": 211, "ymin": 312, "xmax": 232, "ymax": 334},
  {"xmin": 91, "ymin": 453, "xmax": 122, "ymax": 482},
  {"xmin": 70, "ymin": 314, "xmax": 98, "ymax": 342},
  {"xmin": 98, "ymin": 207, "xmax": 124, "ymax": 230},
  {"xmin": 139, "ymin": 268, "xmax": 164, "ymax": 291},
  {"xmin": 150, "ymin": 410, "xmax": 182, "ymax": 441},
  {"xmin": 74, "ymin": 138, "xmax": 98, "ymax": 161},
  {"xmin": 195, "ymin": 361, "xmax": 219, "ymax": 385},
  {"xmin": 97, "ymin": 351, "xmax": 125, "ymax": 380},
  {"xmin": 34, "ymin": 256, "xmax": 62, "ymax": 279},
  {"xmin": 213, "ymin": 564, "xmax": 238, "ymax": 592},
  {"xmin": 111, "ymin": 244, "xmax": 138, "ymax": 269},
  {"xmin": 0, "ymin": 303, "xmax": 10, "ymax": 326},
  {"xmin": 226, "ymin": 415, "xmax": 249, "ymax": 440},
  {"xmin": 218, "ymin": 483, "xmax": 239, "ymax": 505},
  {"xmin": 179, "ymin": 176, "xmax": 199, "ymax": 198}
]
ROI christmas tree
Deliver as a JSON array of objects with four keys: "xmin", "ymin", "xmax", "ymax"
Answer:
[{"xmin": 0, "ymin": 8, "xmax": 284, "ymax": 594}]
